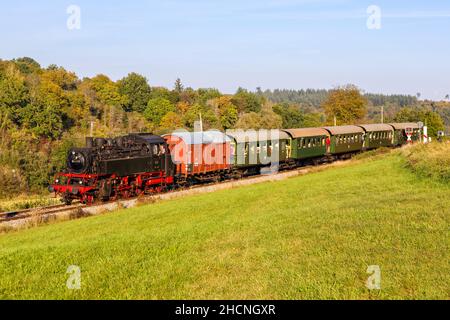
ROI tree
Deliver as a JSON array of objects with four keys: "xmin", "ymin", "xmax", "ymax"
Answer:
[
  {"xmin": 235, "ymin": 112, "xmax": 262, "ymax": 130},
  {"xmin": 41, "ymin": 67, "xmax": 78, "ymax": 91},
  {"xmin": 13, "ymin": 57, "xmax": 41, "ymax": 75},
  {"xmin": 302, "ymin": 113, "xmax": 324, "ymax": 128},
  {"xmin": 211, "ymin": 96, "xmax": 238, "ymax": 129},
  {"xmin": 197, "ymin": 88, "xmax": 222, "ymax": 104},
  {"xmin": 118, "ymin": 73, "xmax": 151, "ymax": 112},
  {"xmin": 159, "ymin": 111, "xmax": 184, "ymax": 132},
  {"xmin": 232, "ymin": 88, "xmax": 263, "ymax": 113},
  {"xmin": 144, "ymin": 97, "xmax": 175, "ymax": 125},
  {"xmin": 149, "ymin": 87, "xmax": 178, "ymax": 104},
  {"xmin": 174, "ymin": 78, "xmax": 184, "ymax": 93},
  {"xmin": 20, "ymin": 79, "xmax": 68, "ymax": 139},
  {"xmin": 273, "ymin": 103, "xmax": 304, "ymax": 128},
  {"xmin": 0, "ymin": 64, "xmax": 29, "ymax": 124},
  {"xmin": 259, "ymin": 105, "xmax": 283, "ymax": 129},
  {"xmin": 322, "ymin": 85, "xmax": 367, "ymax": 125},
  {"xmin": 182, "ymin": 103, "xmax": 218, "ymax": 129},
  {"xmin": 89, "ymin": 74, "xmax": 128, "ymax": 107},
  {"xmin": 235, "ymin": 106, "xmax": 282, "ymax": 130},
  {"xmin": 445, "ymin": 94, "xmax": 449, "ymax": 101}
]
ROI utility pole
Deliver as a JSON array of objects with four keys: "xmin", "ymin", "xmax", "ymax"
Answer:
[
  {"xmin": 381, "ymin": 106, "xmax": 384, "ymax": 124},
  {"xmin": 199, "ymin": 112, "xmax": 203, "ymax": 132},
  {"xmin": 334, "ymin": 116, "xmax": 337, "ymax": 126}
]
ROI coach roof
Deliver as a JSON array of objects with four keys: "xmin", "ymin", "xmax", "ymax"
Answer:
[
  {"xmin": 226, "ymin": 130, "xmax": 290, "ymax": 143},
  {"xmin": 388, "ymin": 123, "xmax": 420, "ymax": 130},
  {"xmin": 283, "ymin": 128, "xmax": 330, "ymax": 138},
  {"xmin": 322, "ymin": 125, "xmax": 365, "ymax": 135},
  {"xmin": 357, "ymin": 124, "xmax": 394, "ymax": 132}
]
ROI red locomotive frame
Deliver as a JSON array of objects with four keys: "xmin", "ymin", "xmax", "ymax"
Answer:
[{"xmin": 51, "ymin": 171, "xmax": 174, "ymax": 205}]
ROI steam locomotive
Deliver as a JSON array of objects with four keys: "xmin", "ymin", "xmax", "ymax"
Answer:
[{"xmin": 50, "ymin": 134, "xmax": 174, "ymax": 205}]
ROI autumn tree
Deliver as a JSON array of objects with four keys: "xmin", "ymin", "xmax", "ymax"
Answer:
[
  {"xmin": 0, "ymin": 63, "xmax": 29, "ymax": 124},
  {"xmin": 302, "ymin": 113, "xmax": 324, "ymax": 128},
  {"xmin": 273, "ymin": 103, "xmax": 304, "ymax": 128},
  {"xmin": 144, "ymin": 97, "xmax": 176, "ymax": 125},
  {"xmin": 149, "ymin": 87, "xmax": 178, "ymax": 104},
  {"xmin": 259, "ymin": 105, "xmax": 283, "ymax": 129},
  {"xmin": 182, "ymin": 103, "xmax": 218, "ymax": 130},
  {"xmin": 235, "ymin": 106, "xmax": 282, "ymax": 130},
  {"xmin": 21, "ymin": 77, "xmax": 70, "ymax": 139},
  {"xmin": 159, "ymin": 111, "xmax": 184, "ymax": 132},
  {"xmin": 13, "ymin": 57, "xmax": 41, "ymax": 75},
  {"xmin": 211, "ymin": 96, "xmax": 238, "ymax": 129},
  {"xmin": 197, "ymin": 88, "xmax": 222, "ymax": 104},
  {"xmin": 89, "ymin": 74, "xmax": 128, "ymax": 108},
  {"xmin": 118, "ymin": 73, "xmax": 151, "ymax": 112},
  {"xmin": 322, "ymin": 85, "xmax": 367, "ymax": 125},
  {"xmin": 235, "ymin": 112, "xmax": 261, "ymax": 130},
  {"xmin": 232, "ymin": 88, "xmax": 263, "ymax": 113}
]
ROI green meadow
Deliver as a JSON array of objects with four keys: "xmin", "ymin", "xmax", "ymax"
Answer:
[{"xmin": 0, "ymin": 145, "xmax": 449, "ymax": 299}]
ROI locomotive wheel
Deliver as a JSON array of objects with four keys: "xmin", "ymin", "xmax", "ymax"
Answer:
[{"xmin": 62, "ymin": 194, "xmax": 73, "ymax": 206}]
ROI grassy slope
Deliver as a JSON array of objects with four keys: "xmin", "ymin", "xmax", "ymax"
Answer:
[{"xmin": 0, "ymin": 153, "xmax": 448, "ymax": 300}]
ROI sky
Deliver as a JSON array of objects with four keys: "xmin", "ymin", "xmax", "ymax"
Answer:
[{"xmin": 1, "ymin": 0, "xmax": 449, "ymax": 99}]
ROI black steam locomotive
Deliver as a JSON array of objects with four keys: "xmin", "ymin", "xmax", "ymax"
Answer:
[{"xmin": 51, "ymin": 134, "xmax": 174, "ymax": 204}]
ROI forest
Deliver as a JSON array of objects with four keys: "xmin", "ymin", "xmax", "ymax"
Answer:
[{"xmin": 0, "ymin": 57, "xmax": 448, "ymax": 198}]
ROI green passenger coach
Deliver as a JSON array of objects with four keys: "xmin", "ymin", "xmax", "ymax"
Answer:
[
  {"xmin": 282, "ymin": 128, "xmax": 329, "ymax": 160},
  {"xmin": 226, "ymin": 130, "xmax": 290, "ymax": 168},
  {"xmin": 357, "ymin": 124, "xmax": 394, "ymax": 150},
  {"xmin": 322, "ymin": 125, "xmax": 365, "ymax": 155}
]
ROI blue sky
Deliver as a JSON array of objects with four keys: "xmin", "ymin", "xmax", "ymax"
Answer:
[{"xmin": 1, "ymin": 0, "xmax": 449, "ymax": 99}]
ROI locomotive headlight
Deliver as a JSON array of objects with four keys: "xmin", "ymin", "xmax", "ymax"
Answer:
[
  {"xmin": 79, "ymin": 180, "xmax": 83, "ymax": 185},
  {"xmin": 55, "ymin": 179, "xmax": 59, "ymax": 184}
]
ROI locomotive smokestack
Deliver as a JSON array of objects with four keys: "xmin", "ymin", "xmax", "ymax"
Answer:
[{"xmin": 86, "ymin": 137, "xmax": 94, "ymax": 148}]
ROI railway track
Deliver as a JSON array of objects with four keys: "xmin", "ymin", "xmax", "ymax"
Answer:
[{"xmin": 0, "ymin": 203, "xmax": 85, "ymax": 223}]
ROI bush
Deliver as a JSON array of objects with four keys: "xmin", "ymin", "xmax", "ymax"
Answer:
[
  {"xmin": 402, "ymin": 142, "xmax": 450, "ymax": 182},
  {"xmin": 0, "ymin": 165, "xmax": 27, "ymax": 198}
]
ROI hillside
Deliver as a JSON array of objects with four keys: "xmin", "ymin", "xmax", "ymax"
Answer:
[{"xmin": 0, "ymin": 147, "xmax": 448, "ymax": 299}]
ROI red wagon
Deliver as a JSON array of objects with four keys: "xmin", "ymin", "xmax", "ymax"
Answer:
[{"xmin": 163, "ymin": 131, "xmax": 232, "ymax": 183}]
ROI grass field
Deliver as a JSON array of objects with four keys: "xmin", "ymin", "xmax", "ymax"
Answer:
[{"xmin": 0, "ymin": 147, "xmax": 448, "ymax": 299}]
